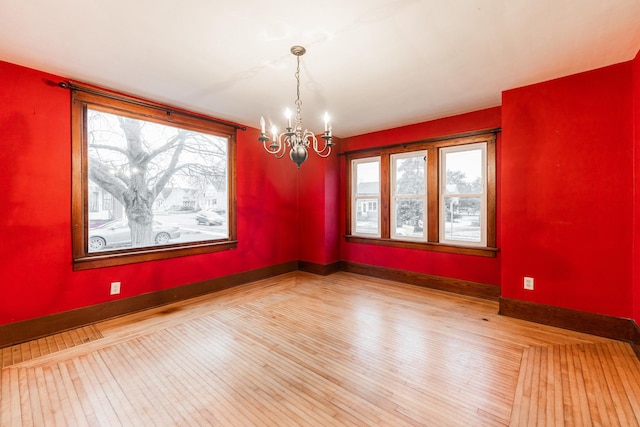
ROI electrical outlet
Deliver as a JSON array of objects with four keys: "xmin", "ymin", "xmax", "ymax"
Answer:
[
  {"xmin": 110, "ymin": 281, "xmax": 121, "ymax": 295},
  {"xmin": 524, "ymin": 277, "xmax": 534, "ymax": 291}
]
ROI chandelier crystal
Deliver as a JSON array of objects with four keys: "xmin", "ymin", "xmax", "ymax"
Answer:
[{"xmin": 258, "ymin": 45, "xmax": 333, "ymax": 168}]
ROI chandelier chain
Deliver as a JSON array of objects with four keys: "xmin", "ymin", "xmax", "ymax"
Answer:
[{"xmin": 295, "ymin": 55, "xmax": 302, "ymax": 129}]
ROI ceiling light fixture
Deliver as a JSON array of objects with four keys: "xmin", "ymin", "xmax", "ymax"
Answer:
[{"xmin": 258, "ymin": 45, "xmax": 333, "ymax": 168}]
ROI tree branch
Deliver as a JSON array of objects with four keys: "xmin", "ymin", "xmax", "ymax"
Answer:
[
  {"xmin": 88, "ymin": 157, "xmax": 129, "ymax": 206},
  {"xmin": 147, "ymin": 132, "xmax": 184, "ymax": 162},
  {"xmin": 88, "ymin": 143, "xmax": 131, "ymax": 157},
  {"xmin": 152, "ymin": 133, "xmax": 186, "ymax": 197}
]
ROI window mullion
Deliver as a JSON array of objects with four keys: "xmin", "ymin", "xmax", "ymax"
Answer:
[
  {"xmin": 486, "ymin": 140, "xmax": 496, "ymax": 247},
  {"xmin": 380, "ymin": 155, "xmax": 391, "ymax": 239},
  {"xmin": 427, "ymin": 146, "xmax": 439, "ymax": 242}
]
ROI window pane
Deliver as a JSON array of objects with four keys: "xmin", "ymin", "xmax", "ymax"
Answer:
[
  {"xmin": 89, "ymin": 190, "xmax": 99, "ymax": 212},
  {"xmin": 102, "ymin": 192, "xmax": 113, "ymax": 210},
  {"xmin": 445, "ymin": 149, "xmax": 482, "ymax": 194},
  {"xmin": 87, "ymin": 109, "xmax": 229, "ymax": 253},
  {"xmin": 395, "ymin": 199, "xmax": 424, "ymax": 238},
  {"xmin": 395, "ymin": 155, "xmax": 425, "ymax": 195},
  {"xmin": 443, "ymin": 196, "xmax": 481, "ymax": 242},
  {"xmin": 355, "ymin": 199, "xmax": 379, "ymax": 235},
  {"xmin": 356, "ymin": 161, "xmax": 379, "ymax": 196}
]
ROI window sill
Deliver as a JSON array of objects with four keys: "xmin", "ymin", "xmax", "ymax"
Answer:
[
  {"xmin": 73, "ymin": 240, "xmax": 238, "ymax": 271},
  {"xmin": 344, "ymin": 235, "xmax": 498, "ymax": 257}
]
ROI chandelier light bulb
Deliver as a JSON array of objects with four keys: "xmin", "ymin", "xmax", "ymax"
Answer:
[{"xmin": 285, "ymin": 108, "xmax": 292, "ymax": 128}]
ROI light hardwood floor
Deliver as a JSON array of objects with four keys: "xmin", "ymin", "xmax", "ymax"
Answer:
[{"xmin": 1, "ymin": 271, "xmax": 639, "ymax": 426}]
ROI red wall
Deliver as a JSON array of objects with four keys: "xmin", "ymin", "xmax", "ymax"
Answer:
[
  {"xmin": 501, "ymin": 63, "xmax": 634, "ymax": 318},
  {"xmin": 634, "ymin": 50, "xmax": 640, "ymax": 325},
  {"xmin": 0, "ymin": 61, "xmax": 300, "ymax": 326},
  {"xmin": 339, "ymin": 108, "xmax": 503, "ymax": 286},
  {"xmin": 297, "ymin": 143, "xmax": 340, "ymax": 265}
]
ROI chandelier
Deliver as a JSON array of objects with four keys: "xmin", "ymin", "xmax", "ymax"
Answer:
[{"xmin": 258, "ymin": 45, "xmax": 333, "ymax": 168}]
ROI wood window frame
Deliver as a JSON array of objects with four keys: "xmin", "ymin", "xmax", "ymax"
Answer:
[
  {"xmin": 345, "ymin": 130, "xmax": 498, "ymax": 258},
  {"xmin": 351, "ymin": 156, "xmax": 382, "ymax": 238},
  {"xmin": 390, "ymin": 150, "xmax": 428, "ymax": 242},
  {"xmin": 439, "ymin": 142, "xmax": 487, "ymax": 247},
  {"xmin": 71, "ymin": 86, "xmax": 238, "ymax": 270}
]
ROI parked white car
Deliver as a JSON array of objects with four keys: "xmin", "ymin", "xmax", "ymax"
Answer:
[
  {"xmin": 195, "ymin": 209, "xmax": 226, "ymax": 226},
  {"xmin": 88, "ymin": 219, "xmax": 180, "ymax": 251}
]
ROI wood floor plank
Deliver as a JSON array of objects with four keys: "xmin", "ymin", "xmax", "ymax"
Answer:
[
  {"xmin": 53, "ymin": 362, "xmax": 90, "ymax": 427},
  {"xmin": 25, "ymin": 367, "xmax": 45, "ymax": 427},
  {"xmin": 2, "ymin": 271, "xmax": 640, "ymax": 426},
  {"xmin": 15, "ymin": 368, "xmax": 32, "ymax": 426},
  {"xmin": 71, "ymin": 355, "xmax": 123, "ymax": 426},
  {"xmin": 609, "ymin": 341, "xmax": 640, "ymax": 424},
  {"xmin": 105, "ymin": 341, "xmax": 171, "ymax": 426},
  {"xmin": 118, "ymin": 337, "xmax": 193, "ymax": 426},
  {"xmin": 0, "ymin": 368, "xmax": 19, "ymax": 426},
  {"xmin": 582, "ymin": 343, "xmax": 616, "ymax": 426},
  {"xmin": 596, "ymin": 343, "xmax": 634, "ymax": 426},
  {"xmin": 511, "ymin": 342, "xmax": 640, "ymax": 427}
]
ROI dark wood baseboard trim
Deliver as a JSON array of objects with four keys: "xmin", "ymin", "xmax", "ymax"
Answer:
[
  {"xmin": 631, "ymin": 320, "xmax": 640, "ymax": 359},
  {"xmin": 341, "ymin": 261, "xmax": 500, "ymax": 301},
  {"xmin": 0, "ymin": 261, "xmax": 298, "ymax": 348},
  {"xmin": 298, "ymin": 261, "xmax": 342, "ymax": 276},
  {"xmin": 499, "ymin": 297, "xmax": 637, "ymax": 344}
]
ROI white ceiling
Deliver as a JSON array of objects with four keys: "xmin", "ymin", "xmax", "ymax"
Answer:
[{"xmin": 2, "ymin": 1, "xmax": 640, "ymax": 137}]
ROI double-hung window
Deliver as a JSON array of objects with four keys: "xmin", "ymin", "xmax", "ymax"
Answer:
[
  {"xmin": 345, "ymin": 131, "xmax": 497, "ymax": 257},
  {"xmin": 352, "ymin": 157, "xmax": 381, "ymax": 237},
  {"xmin": 440, "ymin": 143, "xmax": 487, "ymax": 246},
  {"xmin": 391, "ymin": 151, "xmax": 427, "ymax": 241}
]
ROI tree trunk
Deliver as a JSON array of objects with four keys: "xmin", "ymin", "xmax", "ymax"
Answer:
[
  {"xmin": 117, "ymin": 118, "xmax": 155, "ymax": 247},
  {"xmin": 129, "ymin": 215, "xmax": 154, "ymax": 247},
  {"xmin": 124, "ymin": 174, "xmax": 154, "ymax": 247}
]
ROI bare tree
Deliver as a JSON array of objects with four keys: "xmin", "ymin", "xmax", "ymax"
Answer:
[{"xmin": 87, "ymin": 110, "xmax": 227, "ymax": 247}]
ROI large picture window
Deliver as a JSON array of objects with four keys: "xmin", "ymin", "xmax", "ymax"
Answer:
[
  {"xmin": 71, "ymin": 86, "xmax": 237, "ymax": 270},
  {"xmin": 345, "ymin": 131, "xmax": 497, "ymax": 257}
]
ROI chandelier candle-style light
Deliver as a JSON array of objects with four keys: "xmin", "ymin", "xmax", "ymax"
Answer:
[{"xmin": 258, "ymin": 45, "xmax": 333, "ymax": 168}]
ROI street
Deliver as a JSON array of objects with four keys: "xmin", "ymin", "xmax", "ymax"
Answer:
[{"xmin": 155, "ymin": 212, "xmax": 228, "ymax": 244}]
